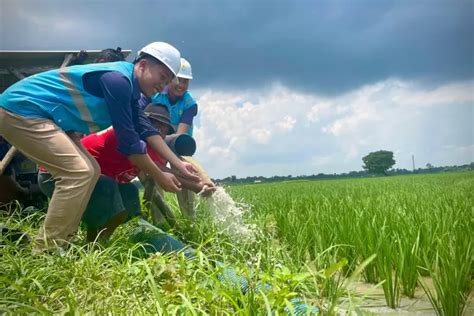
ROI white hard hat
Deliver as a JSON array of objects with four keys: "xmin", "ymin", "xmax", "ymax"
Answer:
[
  {"xmin": 178, "ymin": 58, "xmax": 193, "ymax": 79},
  {"xmin": 138, "ymin": 42, "xmax": 181, "ymax": 76}
]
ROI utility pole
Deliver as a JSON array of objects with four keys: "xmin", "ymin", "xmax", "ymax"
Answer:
[{"xmin": 412, "ymin": 154, "xmax": 415, "ymax": 172}]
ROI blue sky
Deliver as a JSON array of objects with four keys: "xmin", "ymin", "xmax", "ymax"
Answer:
[{"xmin": 1, "ymin": 0, "xmax": 473, "ymax": 178}]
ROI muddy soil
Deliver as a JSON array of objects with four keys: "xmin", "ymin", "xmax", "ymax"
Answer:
[{"xmin": 336, "ymin": 277, "xmax": 473, "ymax": 315}]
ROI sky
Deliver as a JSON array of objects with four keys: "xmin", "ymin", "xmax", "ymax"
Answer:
[{"xmin": 1, "ymin": 0, "xmax": 473, "ymax": 178}]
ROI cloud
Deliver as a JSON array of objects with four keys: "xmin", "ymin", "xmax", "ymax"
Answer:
[
  {"xmin": 322, "ymin": 79, "xmax": 473, "ymax": 136},
  {"xmin": 1, "ymin": 0, "xmax": 472, "ymax": 94},
  {"xmin": 0, "ymin": 0, "xmax": 471, "ymax": 178},
  {"xmin": 192, "ymin": 79, "xmax": 473, "ymax": 178},
  {"xmin": 307, "ymin": 101, "xmax": 333, "ymax": 123},
  {"xmin": 277, "ymin": 116, "xmax": 297, "ymax": 131}
]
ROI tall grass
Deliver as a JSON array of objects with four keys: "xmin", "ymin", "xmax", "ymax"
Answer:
[
  {"xmin": 229, "ymin": 172, "xmax": 473, "ymax": 313},
  {"xmin": 1, "ymin": 213, "xmax": 323, "ymax": 314},
  {"xmin": 1, "ymin": 172, "xmax": 472, "ymax": 314}
]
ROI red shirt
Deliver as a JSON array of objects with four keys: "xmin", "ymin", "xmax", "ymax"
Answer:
[
  {"xmin": 40, "ymin": 128, "xmax": 167, "ymax": 184},
  {"xmin": 81, "ymin": 128, "xmax": 166, "ymax": 183}
]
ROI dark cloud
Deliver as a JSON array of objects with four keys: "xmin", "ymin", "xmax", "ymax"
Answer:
[{"xmin": 1, "ymin": 0, "xmax": 472, "ymax": 94}]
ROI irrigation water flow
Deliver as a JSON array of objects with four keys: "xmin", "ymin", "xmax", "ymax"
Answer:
[{"xmin": 201, "ymin": 186, "xmax": 259, "ymax": 242}]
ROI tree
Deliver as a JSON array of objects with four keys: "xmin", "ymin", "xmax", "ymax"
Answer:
[{"xmin": 362, "ymin": 150, "xmax": 395, "ymax": 175}]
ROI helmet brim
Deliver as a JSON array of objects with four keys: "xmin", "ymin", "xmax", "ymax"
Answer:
[{"xmin": 178, "ymin": 74, "xmax": 193, "ymax": 80}]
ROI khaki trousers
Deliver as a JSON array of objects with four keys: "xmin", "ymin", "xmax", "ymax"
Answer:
[{"xmin": 0, "ymin": 108, "xmax": 100, "ymax": 251}]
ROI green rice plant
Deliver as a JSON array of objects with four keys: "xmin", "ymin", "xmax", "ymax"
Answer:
[
  {"xmin": 397, "ymin": 229, "xmax": 421, "ymax": 298},
  {"xmin": 353, "ymin": 211, "xmax": 381, "ymax": 285},
  {"xmin": 420, "ymin": 229, "xmax": 473, "ymax": 315},
  {"xmin": 230, "ymin": 172, "xmax": 473, "ymax": 313},
  {"xmin": 374, "ymin": 234, "xmax": 402, "ymax": 309},
  {"xmin": 1, "ymin": 172, "xmax": 472, "ymax": 314}
]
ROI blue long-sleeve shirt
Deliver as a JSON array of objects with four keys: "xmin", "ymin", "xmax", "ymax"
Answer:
[{"xmin": 83, "ymin": 71, "xmax": 159, "ymax": 156}]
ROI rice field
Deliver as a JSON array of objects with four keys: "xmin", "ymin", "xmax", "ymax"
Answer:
[{"xmin": 1, "ymin": 172, "xmax": 473, "ymax": 315}]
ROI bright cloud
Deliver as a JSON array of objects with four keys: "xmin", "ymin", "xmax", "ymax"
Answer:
[
  {"xmin": 277, "ymin": 116, "xmax": 297, "ymax": 131},
  {"xmin": 192, "ymin": 79, "xmax": 473, "ymax": 178}
]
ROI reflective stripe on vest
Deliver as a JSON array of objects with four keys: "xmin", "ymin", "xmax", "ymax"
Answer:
[
  {"xmin": 58, "ymin": 68, "xmax": 100, "ymax": 133},
  {"xmin": 0, "ymin": 62, "xmax": 135, "ymax": 135}
]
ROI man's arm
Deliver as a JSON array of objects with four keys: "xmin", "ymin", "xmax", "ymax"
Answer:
[
  {"xmin": 181, "ymin": 156, "xmax": 216, "ymax": 196},
  {"xmin": 145, "ymin": 134, "xmax": 200, "ymax": 182},
  {"xmin": 176, "ymin": 123, "xmax": 191, "ymax": 134},
  {"xmin": 175, "ymin": 104, "xmax": 198, "ymax": 135},
  {"xmin": 134, "ymin": 99, "xmax": 200, "ymax": 182},
  {"xmin": 157, "ymin": 164, "xmax": 215, "ymax": 196},
  {"xmin": 99, "ymin": 72, "xmax": 181, "ymax": 192},
  {"xmin": 128, "ymin": 154, "xmax": 181, "ymax": 192}
]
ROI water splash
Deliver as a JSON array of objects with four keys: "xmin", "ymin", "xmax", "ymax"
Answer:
[{"xmin": 201, "ymin": 186, "xmax": 258, "ymax": 242}]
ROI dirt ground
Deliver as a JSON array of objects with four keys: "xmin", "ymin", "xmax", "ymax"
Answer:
[{"xmin": 336, "ymin": 277, "xmax": 473, "ymax": 315}]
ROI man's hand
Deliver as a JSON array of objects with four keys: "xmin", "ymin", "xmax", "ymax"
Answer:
[
  {"xmin": 176, "ymin": 161, "xmax": 201, "ymax": 182},
  {"xmin": 183, "ymin": 161, "xmax": 199, "ymax": 173},
  {"xmin": 154, "ymin": 172, "xmax": 181, "ymax": 193},
  {"xmin": 128, "ymin": 153, "xmax": 182, "ymax": 193},
  {"xmin": 199, "ymin": 181, "xmax": 217, "ymax": 197}
]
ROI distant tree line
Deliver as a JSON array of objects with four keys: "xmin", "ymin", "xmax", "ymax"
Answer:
[
  {"xmin": 132, "ymin": 149, "xmax": 473, "ymax": 186},
  {"xmin": 214, "ymin": 162, "xmax": 474, "ymax": 185}
]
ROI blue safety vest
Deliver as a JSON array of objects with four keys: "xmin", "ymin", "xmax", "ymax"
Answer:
[
  {"xmin": 151, "ymin": 90, "xmax": 197, "ymax": 136},
  {"xmin": 0, "ymin": 62, "xmax": 134, "ymax": 135}
]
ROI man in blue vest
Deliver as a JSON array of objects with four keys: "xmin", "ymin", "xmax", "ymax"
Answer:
[
  {"xmin": 151, "ymin": 58, "xmax": 215, "ymax": 219},
  {"xmin": 0, "ymin": 42, "xmax": 200, "ymax": 253},
  {"xmin": 0, "ymin": 47, "xmax": 128, "ymax": 209}
]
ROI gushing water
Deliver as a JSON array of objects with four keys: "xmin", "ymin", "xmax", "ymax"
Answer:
[{"xmin": 201, "ymin": 186, "xmax": 258, "ymax": 242}]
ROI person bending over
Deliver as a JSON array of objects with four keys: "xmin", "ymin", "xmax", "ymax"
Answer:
[
  {"xmin": 38, "ymin": 104, "xmax": 208, "ymax": 241},
  {"xmin": 0, "ymin": 41, "xmax": 199, "ymax": 252},
  {"xmin": 150, "ymin": 58, "xmax": 215, "ymax": 218}
]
